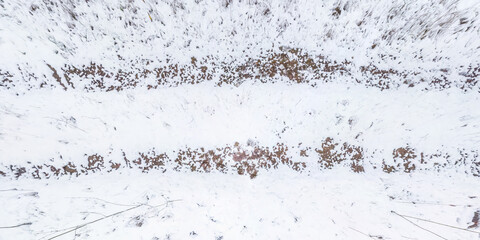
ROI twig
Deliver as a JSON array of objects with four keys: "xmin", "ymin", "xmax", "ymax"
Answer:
[
  {"xmin": 43, "ymin": 117, "xmax": 87, "ymax": 133},
  {"xmin": 0, "ymin": 188, "xmax": 18, "ymax": 192},
  {"xmin": 397, "ymin": 212, "xmax": 480, "ymax": 234},
  {"xmin": 0, "ymin": 188, "xmax": 34, "ymax": 192},
  {"xmin": 348, "ymin": 227, "xmax": 377, "ymax": 239},
  {"xmin": 392, "ymin": 211, "xmax": 448, "ymax": 240},
  {"xmin": 38, "ymin": 199, "xmax": 182, "ymax": 238},
  {"xmin": 45, "ymin": 199, "xmax": 181, "ymax": 240},
  {"xmin": 46, "ymin": 204, "xmax": 144, "ymax": 240},
  {"xmin": 67, "ymin": 196, "xmax": 137, "ymax": 207},
  {"xmin": 79, "ymin": 211, "xmax": 107, "ymax": 217},
  {"xmin": 0, "ymin": 222, "xmax": 32, "ymax": 229},
  {"xmin": 395, "ymin": 201, "xmax": 473, "ymax": 207},
  {"xmin": 38, "ymin": 225, "xmax": 78, "ymax": 237},
  {"xmin": 149, "ymin": 199, "xmax": 182, "ymax": 208}
]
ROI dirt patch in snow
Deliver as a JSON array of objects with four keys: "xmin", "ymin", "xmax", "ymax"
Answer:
[
  {"xmin": 470, "ymin": 210, "xmax": 480, "ymax": 229},
  {"xmin": 3, "ymin": 139, "xmax": 479, "ymax": 180},
  {"xmin": 3, "ymin": 47, "xmax": 479, "ymax": 91},
  {"xmin": 314, "ymin": 137, "xmax": 364, "ymax": 173},
  {"xmin": 383, "ymin": 146, "xmax": 417, "ymax": 173},
  {"xmin": 0, "ymin": 70, "xmax": 14, "ymax": 89}
]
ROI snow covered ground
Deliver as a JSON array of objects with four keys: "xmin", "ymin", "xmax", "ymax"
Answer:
[
  {"xmin": 1, "ymin": 83, "xmax": 480, "ymax": 177},
  {"xmin": 1, "ymin": 170, "xmax": 480, "ymax": 240},
  {"xmin": 1, "ymin": 0, "xmax": 480, "ymax": 239}
]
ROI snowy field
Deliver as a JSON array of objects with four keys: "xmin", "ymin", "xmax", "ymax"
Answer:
[
  {"xmin": 1, "ymin": 0, "xmax": 480, "ymax": 239},
  {"xmin": 1, "ymin": 170, "xmax": 480, "ymax": 240}
]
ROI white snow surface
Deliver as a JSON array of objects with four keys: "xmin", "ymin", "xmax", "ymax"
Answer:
[
  {"xmin": 1, "ymin": 0, "xmax": 480, "ymax": 239},
  {"xmin": 1, "ymin": 170, "xmax": 479, "ymax": 240},
  {"xmin": 1, "ymin": 82, "xmax": 479, "ymax": 170}
]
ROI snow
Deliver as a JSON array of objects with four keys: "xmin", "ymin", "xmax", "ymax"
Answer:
[
  {"xmin": 1, "ymin": 170, "xmax": 479, "ymax": 240},
  {"xmin": 1, "ymin": 0, "xmax": 479, "ymax": 90},
  {"xmin": 1, "ymin": 82, "xmax": 479, "ymax": 172},
  {"xmin": 1, "ymin": 0, "xmax": 480, "ymax": 239}
]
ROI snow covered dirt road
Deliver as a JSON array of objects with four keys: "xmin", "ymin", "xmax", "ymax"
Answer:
[{"xmin": 2, "ymin": 83, "xmax": 480, "ymax": 178}]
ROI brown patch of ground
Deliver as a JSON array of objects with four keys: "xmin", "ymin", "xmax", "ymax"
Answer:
[
  {"xmin": 82, "ymin": 154, "xmax": 104, "ymax": 173},
  {"xmin": 3, "ymin": 48, "xmax": 478, "ymax": 91},
  {"xmin": 2, "ymin": 140, "xmax": 479, "ymax": 179},
  {"xmin": 382, "ymin": 146, "xmax": 423, "ymax": 173},
  {"xmin": 315, "ymin": 138, "xmax": 364, "ymax": 173},
  {"xmin": 46, "ymin": 64, "xmax": 67, "ymax": 90},
  {"xmin": 0, "ymin": 70, "xmax": 14, "ymax": 89},
  {"xmin": 469, "ymin": 210, "xmax": 479, "ymax": 229},
  {"xmin": 460, "ymin": 66, "xmax": 479, "ymax": 91}
]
